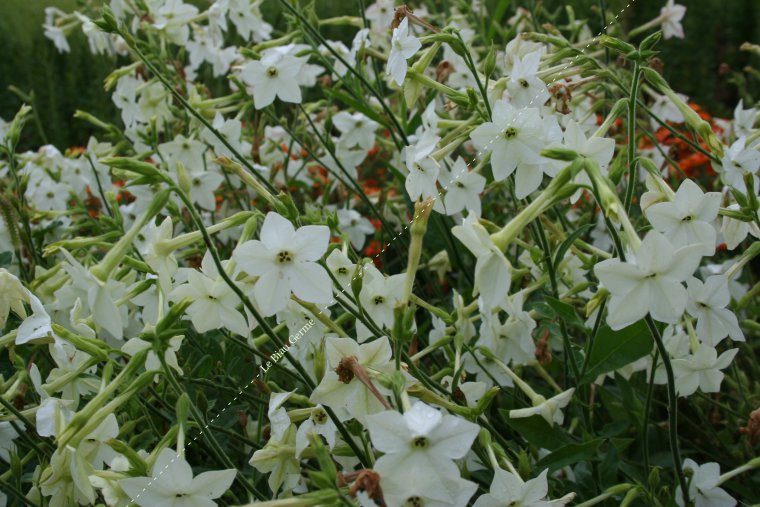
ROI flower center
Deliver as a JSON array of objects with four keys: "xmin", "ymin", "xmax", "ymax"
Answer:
[
  {"xmin": 404, "ymin": 497, "xmax": 424, "ymax": 507},
  {"xmin": 267, "ymin": 66, "xmax": 279, "ymax": 78},
  {"xmin": 276, "ymin": 251, "xmax": 294, "ymax": 264},
  {"xmin": 505, "ymin": 127, "xmax": 518, "ymax": 139},
  {"xmin": 337, "ymin": 267, "xmax": 348, "ymax": 275},
  {"xmin": 411, "ymin": 436, "xmax": 429, "ymax": 449},
  {"xmin": 373, "ymin": 295, "xmax": 385, "ymax": 305},
  {"xmin": 312, "ymin": 407, "xmax": 328, "ymax": 424},
  {"xmin": 519, "ymin": 78, "xmax": 529, "ymax": 88},
  {"xmin": 335, "ymin": 356, "xmax": 356, "ymax": 384},
  {"xmin": 455, "ymin": 181, "xmax": 465, "ymax": 188},
  {"xmin": 682, "ymin": 215, "xmax": 693, "ymax": 222}
]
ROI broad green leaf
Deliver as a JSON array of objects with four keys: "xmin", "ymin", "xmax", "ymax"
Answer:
[
  {"xmin": 501, "ymin": 411, "xmax": 572, "ymax": 451},
  {"xmin": 535, "ymin": 438, "xmax": 603, "ymax": 472},
  {"xmin": 581, "ymin": 321, "xmax": 652, "ymax": 384},
  {"xmin": 545, "ymin": 296, "xmax": 584, "ymax": 327}
]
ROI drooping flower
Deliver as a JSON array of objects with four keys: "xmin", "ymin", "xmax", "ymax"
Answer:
[
  {"xmin": 509, "ymin": 388, "xmax": 575, "ymax": 426},
  {"xmin": 660, "ymin": 0, "xmax": 687, "ymax": 40},
  {"xmin": 387, "ymin": 17, "xmax": 421, "ymax": 85},
  {"xmin": 452, "ymin": 215, "xmax": 511, "ymax": 310},
  {"xmin": 234, "ymin": 212, "xmax": 332, "ymax": 316}
]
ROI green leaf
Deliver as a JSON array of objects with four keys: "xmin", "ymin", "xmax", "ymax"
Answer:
[
  {"xmin": 553, "ymin": 224, "xmax": 593, "ymax": 272},
  {"xmin": 501, "ymin": 411, "xmax": 572, "ymax": 451},
  {"xmin": 0, "ymin": 251, "xmax": 12, "ymax": 268},
  {"xmin": 581, "ymin": 321, "xmax": 652, "ymax": 384},
  {"xmin": 535, "ymin": 438, "xmax": 604, "ymax": 472},
  {"xmin": 545, "ymin": 296, "xmax": 584, "ymax": 327}
]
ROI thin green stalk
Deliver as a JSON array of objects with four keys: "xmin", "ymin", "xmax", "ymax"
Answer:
[
  {"xmin": 645, "ymin": 316, "xmax": 689, "ymax": 504},
  {"xmin": 623, "ymin": 62, "xmax": 641, "ymax": 214}
]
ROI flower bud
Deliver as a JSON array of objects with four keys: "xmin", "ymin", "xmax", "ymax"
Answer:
[{"xmin": 174, "ymin": 161, "xmax": 192, "ymax": 195}]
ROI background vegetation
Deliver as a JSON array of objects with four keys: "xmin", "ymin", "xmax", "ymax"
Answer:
[{"xmin": 1, "ymin": 0, "xmax": 759, "ymax": 150}]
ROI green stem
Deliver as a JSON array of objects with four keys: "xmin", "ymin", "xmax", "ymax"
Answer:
[
  {"xmin": 645, "ymin": 316, "xmax": 689, "ymax": 504},
  {"xmin": 623, "ymin": 62, "xmax": 641, "ymax": 214}
]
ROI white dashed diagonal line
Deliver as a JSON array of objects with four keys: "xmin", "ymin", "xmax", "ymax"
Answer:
[{"xmin": 131, "ymin": 2, "xmax": 638, "ymax": 503}]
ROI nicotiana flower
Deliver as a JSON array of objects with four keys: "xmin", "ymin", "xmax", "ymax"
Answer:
[
  {"xmin": 240, "ymin": 49, "xmax": 306, "ymax": 108},
  {"xmin": 439, "ymin": 157, "xmax": 486, "ymax": 217},
  {"xmin": 310, "ymin": 336, "xmax": 396, "ymax": 422},
  {"xmin": 660, "ymin": 0, "xmax": 687, "ymax": 39},
  {"xmin": 685, "ymin": 276, "xmax": 745, "ymax": 346},
  {"xmin": 295, "ymin": 405, "xmax": 337, "ymax": 458},
  {"xmin": 325, "ymin": 248, "xmax": 356, "ymax": 292},
  {"xmin": 366, "ymin": 402, "xmax": 480, "ymax": 505},
  {"xmin": 676, "ymin": 459, "xmax": 736, "ymax": 507},
  {"xmin": 510, "ymin": 388, "xmax": 575, "ymax": 426},
  {"xmin": 733, "ymin": 100, "xmax": 757, "ymax": 138},
  {"xmin": 152, "ymin": 0, "xmax": 198, "ymax": 45},
  {"xmin": 332, "ymin": 111, "xmax": 378, "ymax": 150},
  {"xmin": 387, "ymin": 17, "xmax": 421, "ymax": 85},
  {"xmin": 358, "ymin": 265, "xmax": 406, "ymax": 329},
  {"xmin": 594, "ymin": 231, "xmax": 703, "ymax": 330},
  {"xmin": 452, "ymin": 215, "xmax": 511, "ymax": 309},
  {"xmin": 404, "ymin": 141, "xmax": 441, "ymax": 201},
  {"xmin": 718, "ymin": 137, "xmax": 760, "ymax": 193},
  {"xmin": 337, "ymin": 208, "xmax": 375, "ymax": 249},
  {"xmin": 506, "ymin": 49, "xmax": 550, "ymax": 107},
  {"xmin": 249, "ymin": 422, "xmax": 301, "ymax": 496},
  {"xmin": 120, "ymin": 448, "xmax": 236, "ymax": 507},
  {"xmin": 645, "ymin": 178, "xmax": 721, "ymax": 255},
  {"xmin": 226, "ymin": 0, "xmax": 273, "ymax": 42},
  {"xmin": 234, "ymin": 212, "xmax": 332, "ymax": 316},
  {"xmin": 720, "ymin": 203, "xmax": 760, "ymax": 250},
  {"xmin": 169, "ymin": 252, "xmax": 250, "ymax": 336},
  {"xmin": 672, "ymin": 345, "xmax": 738, "ymax": 397},
  {"xmin": 474, "ymin": 468, "xmax": 572, "ymax": 507},
  {"xmin": 0, "ymin": 421, "xmax": 22, "ymax": 462},
  {"xmin": 470, "ymin": 100, "xmax": 556, "ymax": 197}
]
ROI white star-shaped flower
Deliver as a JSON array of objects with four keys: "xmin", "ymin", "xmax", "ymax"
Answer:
[
  {"xmin": 685, "ymin": 276, "xmax": 744, "ymax": 346},
  {"xmin": 234, "ymin": 212, "xmax": 332, "ymax": 316},
  {"xmin": 120, "ymin": 448, "xmax": 236, "ymax": 507},
  {"xmin": 672, "ymin": 345, "xmax": 738, "ymax": 397},
  {"xmin": 439, "ymin": 157, "xmax": 486, "ymax": 217},
  {"xmin": 594, "ymin": 231, "xmax": 703, "ymax": 330},
  {"xmin": 240, "ymin": 50, "xmax": 306, "ymax": 109},
  {"xmin": 645, "ymin": 178, "xmax": 721, "ymax": 255}
]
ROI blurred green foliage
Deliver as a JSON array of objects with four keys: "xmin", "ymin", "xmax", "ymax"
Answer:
[{"xmin": 1, "ymin": 0, "xmax": 759, "ymax": 151}]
